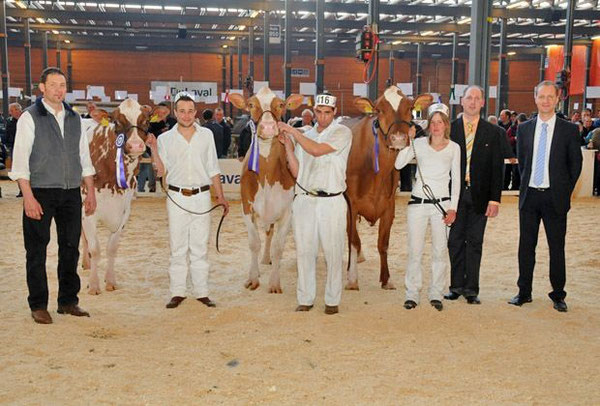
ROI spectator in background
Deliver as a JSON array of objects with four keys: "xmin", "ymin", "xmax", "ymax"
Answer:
[
  {"xmin": 570, "ymin": 110, "xmax": 581, "ymax": 124},
  {"xmin": 203, "ymin": 109, "xmax": 226, "ymax": 158},
  {"xmin": 293, "ymin": 109, "xmax": 315, "ymax": 129},
  {"xmin": 147, "ymin": 102, "xmax": 177, "ymax": 192},
  {"xmin": 498, "ymin": 109, "xmax": 511, "ymax": 131},
  {"xmin": 487, "ymin": 115, "xmax": 498, "ymax": 125},
  {"xmin": 214, "ymin": 107, "xmax": 231, "ymax": 158},
  {"xmin": 237, "ymin": 121, "xmax": 252, "ymax": 159},
  {"xmin": 506, "ymin": 113, "xmax": 528, "ymax": 190},
  {"xmin": 82, "ymin": 101, "xmax": 97, "ymax": 119},
  {"xmin": 580, "ymin": 108, "xmax": 595, "ymax": 146},
  {"xmin": 6, "ymin": 103, "xmax": 23, "ymax": 196}
]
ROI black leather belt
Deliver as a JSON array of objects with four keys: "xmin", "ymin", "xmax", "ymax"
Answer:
[
  {"xmin": 300, "ymin": 190, "xmax": 343, "ymax": 197},
  {"xmin": 408, "ymin": 195, "xmax": 450, "ymax": 205},
  {"xmin": 168, "ymin": 184, "xmax": 210, "ymax": 196},
  {"xmin": 529, "ymin": 187, "xmax": 549, "ymax": 192}
]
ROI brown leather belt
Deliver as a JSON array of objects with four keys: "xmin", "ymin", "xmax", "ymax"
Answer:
[{"xmin": 168, "ymin": 184, "xmax": 210, "ymax": 196}]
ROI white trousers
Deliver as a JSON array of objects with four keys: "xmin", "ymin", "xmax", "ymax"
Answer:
[
  {"xmin": 166, "ymin": 190, "xmax": 212, "ymax": 298},
  {"xmin": 292, "ymin": 194, "xmax": 347, "ymax": 306},
  {"xmin": 405, "ymin": 201, "xmax": 450, "ymax": 303}
]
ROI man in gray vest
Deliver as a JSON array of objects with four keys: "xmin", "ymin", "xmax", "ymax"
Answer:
[{"xmin": 9, "ymin": 67, "xmax": 97, "ymax": 324}]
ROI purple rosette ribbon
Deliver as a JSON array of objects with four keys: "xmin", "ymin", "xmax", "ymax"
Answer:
[
  {"xmin": 247, "ymin": 120, "xmax": 259, "ymax": 173},
  {"xmin": 371, "ymin": 120, "xmax": 380, "ymax": 174},
  {"xmin": 115, "ymin": 133, "xmax": 128, "ymax": 189}
]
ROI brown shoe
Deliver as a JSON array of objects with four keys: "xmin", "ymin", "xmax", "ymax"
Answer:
[
  {"xmin": 197, "ymin": 297, "xmax": 216, "ymax": 307},
  {"xmin": 295, "ymin": 305, "xmax": 313, "ymax": 312},
  {"xmin": 324, "ymin": 305, "xmax": 339, "ymax": 315},
  {"xmin": 57, "ymin": 304, "xmax": 90, "ymax": 317},
  {"xmin": 166, "ymin": 296, "xmax": 186, "ymax": 309},
  {"xmin": 31, "ymin": 309, "xmax": 53, "ymax": 324}
]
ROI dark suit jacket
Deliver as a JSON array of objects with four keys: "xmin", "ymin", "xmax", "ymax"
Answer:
[
  {"xmin": 451, "ymin": 117, "xmax": 504, "ymax": 214},
  {"xmin": 516, "ymin": 116, "xmax": 582, "ymax": 215}
]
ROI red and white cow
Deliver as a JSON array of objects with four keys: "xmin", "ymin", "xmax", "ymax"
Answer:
[
  {"xmin": 81, "ymin": 98, "xmax": 149, "ymax": 294},
  {"xmin": 230, "ymin": 87, "xmax": 303, "ymax": 293},
  {"xmin": 345, "ymin": 86, "xmax": 432, "ymax": 290}
]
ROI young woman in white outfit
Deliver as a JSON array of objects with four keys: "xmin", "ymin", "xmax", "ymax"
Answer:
[{"xmin": 395, "ymin": 103, "xmax": 460, "ymax": 311}]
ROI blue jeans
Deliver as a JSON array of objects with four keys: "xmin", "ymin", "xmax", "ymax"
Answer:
[{"xmin": 137, "ymin": 162, "xmax": 155, "ymax": 192}]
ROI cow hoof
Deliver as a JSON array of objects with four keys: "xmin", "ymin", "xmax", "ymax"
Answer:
[
  {"xmin": 357, "ymin": 252, "xmax": 366, "ymax": 263},
  {"xmin": 381, "ymin": 282, "xmax": 396, "ymax": 290},
  {"xmin": 345, "ymin": 282, "xmax": 360, "ymax": 291},
  {"xmin": 88, "ymin": 287, "xmax": 101, "ymax": 295},
  {"xmin": 244, "ymin": 280, "xmax": 260, "ymax": 290},
  {"xmin": 105, "ymin": 283, "xmax": 117, "ymax": 292},
  {"xmin": 268, "ymin": 286, "xmax": 283, "ymax": 294},
  {"xmin": 260, "ymin": 260, "xmax": 272, "ymax": 265}
]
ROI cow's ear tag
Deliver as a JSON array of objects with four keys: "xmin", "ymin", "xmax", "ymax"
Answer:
[
  {"xmin": 364, "ymin": 105, "xmax": 374, "ymax": 114},
  {"xmin": 100, "ymin": 118, "xmax": 110, "ymax": 127},
  {"xmin": 150, "ymin": 114, "xmax": 160, "ymax": 123}
]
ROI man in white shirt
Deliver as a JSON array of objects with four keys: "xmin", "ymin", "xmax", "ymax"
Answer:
[
  {"xmin": 278, "ymin": 93, "xmax": 352, "ymax": 315},
  {"xmin": 509, "ymin": 81, "xmax": 582, "ymax": 312},
  {"xmin": 9, "ymin": 67, "xmax": 97, "ymax": 324},
  {"xmin": 146, "ymin": 93, "xmax": 229, "ymax": 309}
]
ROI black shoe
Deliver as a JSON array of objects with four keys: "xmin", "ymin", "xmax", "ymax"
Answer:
[
  {"xmin": 443, "ymin": 291, "xmax": 461, "ymax": 300},
  {"xmin": 166, "ymin": 296, "xmax": 186, "ymax": 309},
  {"xmin": 465, "ymin": 296, "xmax": 481, "ymax": 305},
  {"xmin": 295, "ymin": 305, "xmax": 313, "ymax": 312},
  {"xmin": 403, "ymin": 300, "xmax": 417, "ymax": 310},
  {"xmin": 508, "ymin": 295, "xmax": 532, "ymax": 306},
  {"xmin": 430, "ymin": 300, "xmax": 443, "ymax": 311},
  {"xmin": 197, "ymin": 297, "xmax": 216, "ymax": 307},
  {"xmin": 552, "ymin": 299, "xmax": 568, "ymax": 313},
  {"xmin": 324, "ymin": 305, "xmax": 339, "ymax": 315}
]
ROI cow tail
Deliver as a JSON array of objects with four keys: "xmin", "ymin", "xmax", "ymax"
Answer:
[{"xmin": 343, "ymin": 191, "xmax": 353, "ymax": 272}]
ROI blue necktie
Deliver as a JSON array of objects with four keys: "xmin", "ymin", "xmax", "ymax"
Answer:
[{"xmin": 533, "ymin": 122, "xmax": 548, "ymax": 187}]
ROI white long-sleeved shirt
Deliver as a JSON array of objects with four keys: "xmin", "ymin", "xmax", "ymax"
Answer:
[
  {"xmin": 157, "ymin": 123, "xmax": 221, "ymax": 188},
  {"xmin": 395, "ymin": 137, "xmax": 461, "ymax": 211},
  {"xmin": 8, "ymin": 98, "xmax": 95, "ymax": 181}
]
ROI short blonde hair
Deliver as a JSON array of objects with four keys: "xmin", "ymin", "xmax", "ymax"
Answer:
[{"xmin": 427, "ymin": 111, "xmax": 451, "ymax": 140}]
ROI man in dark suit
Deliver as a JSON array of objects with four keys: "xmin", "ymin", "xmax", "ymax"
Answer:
[
  {"xmin": 445, "ymin": 85, "xmax": 504, "ymax": 304},
  {"xmin": 508, "ymin": 81, "xmax": 582, "ymax": 312}
]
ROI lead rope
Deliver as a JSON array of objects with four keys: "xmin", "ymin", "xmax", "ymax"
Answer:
[{"xmin": 159, "ymin": 175, "xmax": 226, "ymax": 253}]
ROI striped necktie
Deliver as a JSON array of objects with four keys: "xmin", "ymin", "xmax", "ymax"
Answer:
[
  {"xmin": 465, "ymin": 122, "xmax": 475, "ymax": 183},
  {"xmin": 533, "ymin": 122, "xmax": 548, "ymax": 187}
]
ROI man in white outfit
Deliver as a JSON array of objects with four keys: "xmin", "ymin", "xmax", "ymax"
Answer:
[
  {"xmin": 278, "ymin": 93, "xmax": 352, "ymax": 315},
  {"xmin": 146, "ymin": 93, "xmax": 229, "ymax": 309}
]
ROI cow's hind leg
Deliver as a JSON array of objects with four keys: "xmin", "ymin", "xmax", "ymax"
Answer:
[
  {"xmin": 82, "ymin": 216, "xmax": 102, "ymax": 295},
  {"xmin": 378, "ymin": 205, "xmax": 396, "ymax": 290},
  {"xmin": 267, "ymin": 208, "xmax": 292, "ymax": 293},
  {"xmin": 345, "ymin": 208, "xmax": 361, "ymax": 290},
  {"xmin": 243, "ymin": 214, "xmax": 261, "ymax": 290},
  {"xmin": 261, "ymin": 224, "xmax": 274, "ymax": 265}
]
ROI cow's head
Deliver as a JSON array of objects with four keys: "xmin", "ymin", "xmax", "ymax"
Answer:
[
  {"xmin": 110, "ymin": 98, "xmax": 149, "ymax": 157},
  {"xmin": 355, "ymin": 86, "xmax": 433, "ymax": 150},
  {"xmin": 230, "ymin": 87, "xmax": 303, "ymax": 139}
]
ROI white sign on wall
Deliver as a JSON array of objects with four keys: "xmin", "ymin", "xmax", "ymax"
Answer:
[
  {"xmin": 253, "ymin": 81, "xmax": 269, "ymax": 93},
  {"xmin": 396, "ymin": 83, "xmax": 413, "ymax": 96},
  {"xmin": 151, "ymin": 81, "xmax": 218, "ymax": 104},
  {"xmin": 353, "ymin": 83, "xmax": 368, "ymax": 97},
  {"xmin": 269, "ymin": 25, "xmax": 281, "ymax": 44},
  {"xmin": 586, "ymin": 86, "xmax": 600, "ymax": 99},
  {"xmin": 299, "ymin": 82, "xmax": 317, "ymax": 96}
]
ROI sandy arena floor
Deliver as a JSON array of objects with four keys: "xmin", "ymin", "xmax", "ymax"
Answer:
[{"xmin": 0, "ymin": 180, "xmax": 599, "ymax": 405}]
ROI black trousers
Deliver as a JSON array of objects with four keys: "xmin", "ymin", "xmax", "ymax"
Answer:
[
  {"xmin": 517, "ymin": 188, "xmax": 567, "ymax": 301},
  {"xmin": 24, "ymin": 188, "xmax": 82, "ymax": 311},
  {"xmin": 448, "ymin": 187, "xmax": 488, "ymax": 297}
]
